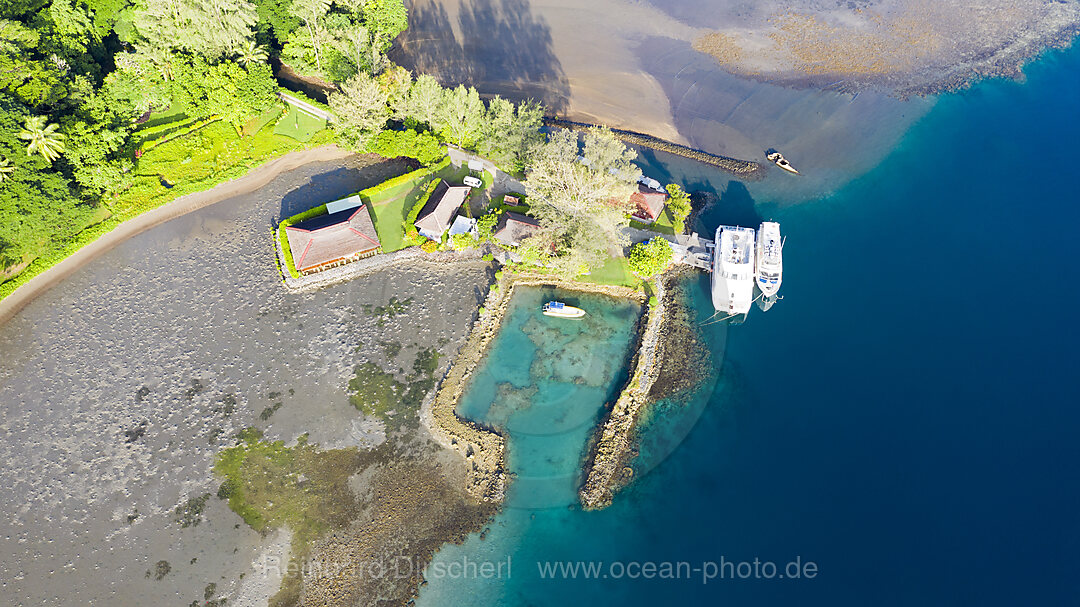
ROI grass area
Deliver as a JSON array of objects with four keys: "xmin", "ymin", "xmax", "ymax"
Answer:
[
  {"xmin": 1, "ymin": 107, "xmax": 334, "ymax": 302},
  {"xmin": 135, "ymin": 106, "xmax": 188, "ymax": 131},
  {"xmin": 244, "ymin": 105, "xmax": 283, "ymax": 137},
  {"xmin": 273, "ymin": 104, "xmax": 326, "ymax": 142},
  {"xmin": 491, "ymin": 192, "xmax": 530, "ymax": 214},
  {"xmin": 629, "ymin": 207, "xmax": 678, "ymax": 236},
  {"xmin": 580, "ymin": 256, "xmax": 641, "ymax": 288}
]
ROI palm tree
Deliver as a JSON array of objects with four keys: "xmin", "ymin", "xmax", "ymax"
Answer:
[
  {"xmin": 19, "ymin": 116, "xmax": 66, "ymax": 163},
  {"xmin": 234, "ymin": 40, "xmax": 268, "ymax": 67},
  {"xmin": 0, "ymin": 156, "xmax": 14, "ymax": 182}
]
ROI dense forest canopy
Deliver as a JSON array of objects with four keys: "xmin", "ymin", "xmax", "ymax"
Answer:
[{"xmin": 0, "ymin": 0, "xmax": 548, "ymax": 279}]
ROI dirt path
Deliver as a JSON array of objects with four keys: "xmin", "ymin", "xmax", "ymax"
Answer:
[{"xmin": 0, "ymin": 144, "xmax": 354, "ymax": 326}]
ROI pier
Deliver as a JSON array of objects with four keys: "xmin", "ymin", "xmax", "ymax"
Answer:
[{"xmin": 668, "ymin": 232, "xmax": 713, "ymax": 271}]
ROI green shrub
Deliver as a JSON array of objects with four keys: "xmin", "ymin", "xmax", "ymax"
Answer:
[
  {"xmin": 139, "ymin": 116, "xmax": 223, "ymax": 153},
  {"xmin": 627, "ymin": 238, "xmax": 673, "ymax": 278},
  {"xmin": 648, "ymin": 296, "xmax": 659, "ymax": 306},
  {"xmin": 482, "ymin": 253, "xmax": 494, "ymax": 261},
  {"xmin": 476, "ymin": 211, "xmax": 500, "ymax": 241},
  {"xmin": 450, "ymin": 232, "xmax": 478, "ymax": 250},
  {"xmin": 366, "ymin": 128, "xmax": 446, "ymax": 165},
  {"xmin": 405, "ymin": 177, "xmax": 443, "ymax": 228}
]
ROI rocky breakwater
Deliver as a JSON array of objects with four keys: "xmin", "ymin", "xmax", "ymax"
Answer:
[
  {"xmin": 579, "ymin": 276, "xmax": 669, "ymax": 510},
  {"xmin": 422, "ymin": 269, "xmax": 512, "ymax": 503},
  {"xmin": 544, "ymin": 117, "xmax": 766, "ymax": 178},
  {"xmin": 423, "ymin": 269, "xmax": 647, "ymax": 503}
]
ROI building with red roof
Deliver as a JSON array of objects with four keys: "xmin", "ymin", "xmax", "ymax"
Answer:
[
  {"xmin": 630, "ymin": 184, "xmax": 668, "ymax": 224},
  {"xmin": 285, "ymin": 205, "xmax": 382, "ymax": 275}
]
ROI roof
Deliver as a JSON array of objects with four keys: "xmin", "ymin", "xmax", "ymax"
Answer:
[
  {"xmin": 285, "ymin": 206, "xmax": 381, "ymax": 272},
  {"xmin": 493, "ymin": 212, "xmax": 540, "ymax": 246},
  {"xmin": 325, "ymin": 194, "xmax": 363, "ymax": 215},
  {"xmin": 630, "ymin": 184, "xmax": 667, "ymax": 220},
  {"xmin": 448, "ymin": 215, "xmax": 477, "ymax": 237},
  {"xmin": 415, "ymin": 180, "xmax": 471, "ymax": 236}
]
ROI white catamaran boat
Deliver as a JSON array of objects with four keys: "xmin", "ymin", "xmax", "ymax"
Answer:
[
  {"xmin": 766, "ymin": 152, "xmax": 799, "ymax": 174},
  {"xmin": 755, "ymin": 221, "xmax": 783, "ymax": 298},
  {"xmin": 542, "ymin": 301, "xmax": 586, "ymax": 318},
  {"xmin": 711, "ymin": 225, "xmax": 756, "ymax": 315}
]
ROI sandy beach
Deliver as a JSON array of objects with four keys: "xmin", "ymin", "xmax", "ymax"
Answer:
[{"xmin": 393, "ymin": 0, "xmax": 1078, "ymax": 200}]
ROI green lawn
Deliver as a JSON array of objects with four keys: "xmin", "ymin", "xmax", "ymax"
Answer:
[
  {"xmin": 580, "ymin": 256, "xmax": 640, "ymax": 288},
  {"xmin": 273, "ymin": 105, "xmax": 327, "ymax": 142},
  {"xmin": 491, "ymin": 192, "xmax": 530, "ymax": 214},
  {"xmin": 367, "ymin": 184, "xmax": 424, "ymax": 252},
  {"xmin": 629, "ymin": 207, "xmax": 678, "ymax": 236},
  {"xmin": 364, "ymin": 160, "xmax": 463, "ymax": 252}
]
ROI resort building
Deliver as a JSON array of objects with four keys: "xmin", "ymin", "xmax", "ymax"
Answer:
[
  {"xmin": 493, "ymin": 212, "xmax": 540, "ymax": 247},
  {"xmin": 630, "ymin": 183, "xmax": 668, "ymax": 224},
  {"xmin": 415, "ymin": 180, "xmax": 471, "ymax": 240},
  {"xmin": 285, "ymin": 205, "xmax": 381, "ymax": 275}
]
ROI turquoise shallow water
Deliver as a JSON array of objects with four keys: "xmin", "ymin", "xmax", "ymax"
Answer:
[
  {"xmin": 419, "ymin": 44, "xmax": 1080, "ymax": 605},
  {"xmin": 455, "ymin": 287, "xmax": 642, "ymax": 509}
]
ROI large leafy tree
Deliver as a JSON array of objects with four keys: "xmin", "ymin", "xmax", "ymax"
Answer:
[
  {"xmin": 435, "ymin": 85, "xmax": 484, "ymax": 148},
  {"xmin": 288, "ymin": 0, "xmax": 330, "ymax": 74},
  {"xmin": 0, "ymin": 95, "xmax": 96, "ymax": 272},
  {"xmin": 132, "ymin": 0, "xmax": 257, "ymax": 60},
  {"xmin": 524, "ymin": 128, "xmax": 641, "ymax": 275},
  {"xmin": 627, "ymin": 237, "xmax": 673, "ymax": 277},
  {"xmin": 399, "ymin": 73, "xmax": 442, "ymax": 125},
  {"xmin": 477, "ymin": 96, "xmax": 543, "ymax": 171},
  {"xmin": 0, "ymin": 18, "xmax": 71, "ymax": 107},
  {"xmin": 19, "ymin": 115, "xmax": 66, "ymax": 162},
  {"xmin": 664, "ymin": 183, "xmax": 691, "ymax": 232},
  {"xmin": 328, "ymin": 71, "xmax": 389, "ymax": 148}
]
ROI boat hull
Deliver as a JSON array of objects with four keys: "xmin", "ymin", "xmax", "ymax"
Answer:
[
  {"xmin": 711, "ymin": 225, "xmax": 756, "ymax": 315},
  {"xmin": 543, "ymin": 305, "xmax": 586, "ymax": 318}
]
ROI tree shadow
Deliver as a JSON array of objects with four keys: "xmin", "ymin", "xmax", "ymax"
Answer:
[
  {"xmin": 695, "ymin": 181, "xmax": 763, "ymax": 233},
  {"xmin": 391, "ymin": 0, "xmax": 569, "ymax": 111},
  {"xmin": 277, "ymin": 159, "xmax": 418, "ymax": 221}
]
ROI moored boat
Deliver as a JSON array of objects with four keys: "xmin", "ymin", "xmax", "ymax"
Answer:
[
  {"xmin": 542, "ymin": 301, "xmax": 586, "ymax": 318},
  {"xmin": 755, "ymin": 221, "xmax": 783, "ymax": 298},
  {"xmin": 766, "ymin": 151, "xmax": 799, "ymax": 174},
  {"xmin": 711, "ymin": 225, "xmax": 756, "ymax": 315}
]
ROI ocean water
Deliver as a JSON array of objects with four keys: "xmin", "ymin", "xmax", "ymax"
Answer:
[{"xmin": 418, "ymin": 44, "xmax": 1080, "ymax": 605}]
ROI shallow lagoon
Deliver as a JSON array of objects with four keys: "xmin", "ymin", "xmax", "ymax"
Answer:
[
  {"xmin": 416, "ymin": 288, "xmax": 641, "ymax": 604},
  {"xmin": 458, "ymin": 287, "xmax": 642, "ymax": 509}
]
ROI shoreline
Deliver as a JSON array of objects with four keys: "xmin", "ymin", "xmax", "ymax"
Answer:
[
  {"xmin": 578, "ymin": 275, "xmax": 668, "ymax": 510},
  {"xmin": 422, "ymin": 266, "xmax": 647, "ymax": 504},
  {"xmin": 544, "ymin": 117, "xmax": 766, "ymax": 178},
  {"xmin": 0, "ymin": 144, "xmax": 354, "ymax": 327}
]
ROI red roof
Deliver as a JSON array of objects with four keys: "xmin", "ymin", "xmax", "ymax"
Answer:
[
  {"xmin": 285, "ymin": 206, "xmax": 381, "ymax": 272},
  {"xmin": 630, "ymin": 184, "xmax": 667, "ymax": 221}
]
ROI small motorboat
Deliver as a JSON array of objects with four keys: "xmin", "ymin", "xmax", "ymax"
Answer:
[
  {"xmin": 542, "ymin": 301, "xmax": 586, "ymax": 318},
  {"xmin": 766, "ymin": 151, "xmax": 799, "ymax": 174}
]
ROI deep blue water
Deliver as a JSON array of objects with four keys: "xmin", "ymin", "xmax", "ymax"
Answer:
[{"xmin": 418, "ymin": 44, "xmax": 1080, "ymax": 606}]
